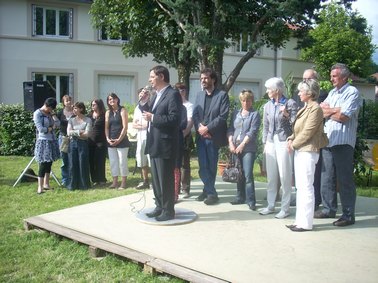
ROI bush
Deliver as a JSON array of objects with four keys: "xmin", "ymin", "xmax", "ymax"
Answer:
[
  {"xmin": 0, "ymin": 102, "xmax": 137, "ymax": 156},
  {"xmin": 0, "ymin": 104, "xmax": 35, "ymax": 156},
  {"xmin": 359, "ymin": 99, "xmax": 378, "ymax": 139}
]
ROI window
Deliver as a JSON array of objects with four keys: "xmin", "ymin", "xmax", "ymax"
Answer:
[
  {"xmin": 32, "ymin": 5, "xmax": 73, "ymax": 38},
  {"xmin": 234, "ymin": 33, "xmax": 261, "ymax": 55},
  {"xmin": 98, "ymin": 75, "xmax": 133, "ymax": 104},
  {"xmin": 32, "ymin": 73, "xmax": 74, "ymax": 102},
  {"xmin": 98, "ymin": 26, "xmax": 129, "ymax": 43}
]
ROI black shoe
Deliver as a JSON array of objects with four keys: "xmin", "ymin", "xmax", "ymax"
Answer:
[
  {"xmin": 248, "ymin": 203, "xmax": 256, "ymax": 211},
  {"xmin": 286, "ymin": 224, "xmax": 296, "ymax": 229},
  {"xmin": 230, "ymin": 199, "xmax": 244, "ymax": 205},
  {"xmin": 196, "ymin": 192, "xmax": 207, "ymax": 201},
  {"xmin": 136, "ymin": 181, "xmax": 149, "ymax": 190},
  {"xmin": 204, "ymin": 195, "xmax": 219, "ymax": 205},
  {"xmin": 155, "ymin": 212, "xmax": 175, "ymax": 222},
  {"xmin": 314, "ymin": 210, "xmax": 336, "ymax": 219},
  {"xmin": 146, "ymin": 208, "xmax": 163, "ymax": 218},
  {"xmin": 333, "ymin": 217, "xmax": 355, "ymax": 227},
  {"xmin": 290, "ymin": 226, "xmax": 311, "ymax": 232}
]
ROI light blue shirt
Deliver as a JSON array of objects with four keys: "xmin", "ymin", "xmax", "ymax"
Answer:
[{"xmin": 323, "ymin": 83, "xmax": 360, "ymax": 148}]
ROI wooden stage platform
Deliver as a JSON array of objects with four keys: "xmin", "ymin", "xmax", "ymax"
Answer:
[{"xmin": 24, "ymin": 179, "xmax": 378, "ymax": 283}]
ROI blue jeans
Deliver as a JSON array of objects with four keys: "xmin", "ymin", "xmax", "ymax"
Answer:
[
  {"xmin": 236, "ymin": 152, "xmax": 256, "ymax": 205},
  {"xmin": 68, "ymin": 138, "xmax": 90, "ymax": 190},
  {"xmin": 197, "ymin": 137, "xmax": 219, "ymax": 196},
  {"xmin": 320, "ymin": 145, "xmax": 356, "ymax": 218},
  {"xmin": 59, "ymin": 135, "xmax": 70, "ymax": 186}
]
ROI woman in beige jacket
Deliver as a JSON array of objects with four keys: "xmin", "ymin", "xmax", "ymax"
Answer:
[{"xmin": 286, "ymin": 79, "xmax": 328, "ymax": 232}]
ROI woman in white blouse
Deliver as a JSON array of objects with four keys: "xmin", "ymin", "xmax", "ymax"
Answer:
[{"xmin": 67, "ymin": 102, "xmax": 92, "ymax": 190}]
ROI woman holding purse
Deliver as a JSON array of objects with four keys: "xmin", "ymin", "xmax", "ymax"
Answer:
[{"xmin": 227, "ymin": 89, "xmax": 261, "ymax": 210}]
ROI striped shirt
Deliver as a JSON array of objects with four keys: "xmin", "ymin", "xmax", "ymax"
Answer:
[{"xmin": 323, "ymin": 83, "xmax": 360, "ymax": 148}]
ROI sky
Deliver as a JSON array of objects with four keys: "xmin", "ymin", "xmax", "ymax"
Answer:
[{"xmin": 351, "ymin": 0, "xmax": 378, "ymax": 63}]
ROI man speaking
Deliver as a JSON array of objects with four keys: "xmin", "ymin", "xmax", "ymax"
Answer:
[{"xmin": 142, "ymin": 65, "xmax": 181, "ymax": 221}]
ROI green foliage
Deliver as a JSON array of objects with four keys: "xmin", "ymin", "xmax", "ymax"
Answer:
[
  {"xmin": 353, "ymin": 100, "xmax": 378, "ymax": 180},
  {"xmin": 0, "ymin": 104, "xmax": 35, "ymax": 156},
  {"xmin": 283, "ymin": 72, "xmax": 295, "ymax": 98},
  {"xmin": 301, "ymin": 2, "xmax": 376, "ymax": 79},
  {"xmin": 0, "ymin": 103, "xmax": 137, "ymax": 156},
  {"xmin": 359, "ymin": 100, "xmax": 378, "ymax": 139},
  {"xmin": 254, "ymin": 98, "xmax": 269, "ymax": 164},
  {"xmin": 90, "ymin": 0, "xmax": 336, "ymax": 92},
  {"xmin": 353, "ymin": 134, "xmax": 369, "ymax": 180}
]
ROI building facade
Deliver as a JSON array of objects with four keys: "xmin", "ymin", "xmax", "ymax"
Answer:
[{"xmin": 1, "ymin": 0, "xmax": 375, "ymax": 108}]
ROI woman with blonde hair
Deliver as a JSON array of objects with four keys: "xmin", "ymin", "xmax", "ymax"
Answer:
[{"xmin": 227, "ymin": 89, "xmax": 261, "ymax": 210}]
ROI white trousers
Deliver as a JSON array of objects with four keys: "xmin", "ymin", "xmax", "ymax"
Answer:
[
  {"xmin": 108, "ymin": 147, "xmax": 129, "ymax": 177},
  {"xmin": 136, "ymin": 138, "xmax": 150, "ymax": 167},
  {"xmin": 294, "ymin": 150, "xmax": 319, "ymax": 229},
  {"xmin": 265, "ymin": 135, "xmax": 293, "ymax": 212}
]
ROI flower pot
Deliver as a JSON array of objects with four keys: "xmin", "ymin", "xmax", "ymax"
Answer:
[{"xmin": 218, "ymin": 161, "xmax": 228, "ymax": 176}]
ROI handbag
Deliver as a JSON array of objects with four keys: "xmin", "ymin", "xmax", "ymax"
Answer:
[
  {"xmin": 222, "ymin": 154, "xmax": 243, "ymax": 183},
  {"xmin": 60, "ymin": 136, "xmax": 70, "ymax": 153}
]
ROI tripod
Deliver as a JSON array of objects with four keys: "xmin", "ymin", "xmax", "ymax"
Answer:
[{"xmin": 13, "ymin": 156, "xmax": 61, "ymax": 187}]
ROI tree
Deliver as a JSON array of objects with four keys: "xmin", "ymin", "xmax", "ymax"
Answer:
[
  {"xmin": 300, "ymin": 2, "xmax": 376, "ymax": 79},
  {"xmin": 90, "ymin": 0, "xmax": 353, "ymax": 92}
]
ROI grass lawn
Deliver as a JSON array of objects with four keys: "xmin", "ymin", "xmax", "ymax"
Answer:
[{"xmin": 0, "ymin": 155, "xmax": 377, "ymax": 282}]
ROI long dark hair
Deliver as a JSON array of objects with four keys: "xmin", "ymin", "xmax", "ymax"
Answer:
[
  {"xmin": 90, "ymin": 99, "xmax": 106, "ymax": 116},
  {"xmin": 107, "ymin": 93, "xmax": 121, "ymax": 110}
]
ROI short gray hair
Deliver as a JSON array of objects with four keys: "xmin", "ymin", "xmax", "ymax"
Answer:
[
  {"xmin": 298, "ymin": 79, "xmax": 320, "ymax": 101},
  {"xmin": 264, "ymin": 77, "xmax": 285, "ymax": 95},
  {"xmin": 331, "ymin": 63, "xmax": 350, "ymax": 78}
]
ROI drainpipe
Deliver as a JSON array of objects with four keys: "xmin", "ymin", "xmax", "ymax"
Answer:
[{"xmin": 274, "ymin": 48, "xmax": 278, "ymax": 77}]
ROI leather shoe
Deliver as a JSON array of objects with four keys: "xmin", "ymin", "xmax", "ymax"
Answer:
[
  {"xmin": 204, "ymin": 195, "xmax": 219, "ymax": 205},
  {"xmin": 333, "ymin": 217, "xmax": 355, "ymax": 227},
  {"xmin": 196, "ymin": 192, "xmax": 207, "ymax": 201},
  {"xmin": 248, "ymin": 203, "xmax": 256, "ymax": 211},
  {"xmin": 314, "ymin": 210, "xmax": 336, "ymax": 219},
  {"xmin": 230, "ymin": 199, "xmax": 244, "ymax": 205},
  {"xmin": 155, "ymin": 213, "xmax": 175, "ymax": 222},
  {"xmin": 146, "ymin": 208, "xmax": 163, "ymax": 218},
  {"xmin": 290, "ymin": 226, "xmax": 311, "ymax": 232},
  {"xmin": 286, "ymin": 224, "xmax": 296, "ymax": 229}
]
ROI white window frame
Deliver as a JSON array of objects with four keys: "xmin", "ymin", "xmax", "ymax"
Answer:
[
  {"xmin": 234, "ymin": 33, "xmax": 261, "ymax": 56},
  {"xmin": 32, "ymin": 4, "xmax": 73, "ymax": 38},
  {"xmin": 98, "ymin": 26, "xmax": 129, "ymax": 43}
]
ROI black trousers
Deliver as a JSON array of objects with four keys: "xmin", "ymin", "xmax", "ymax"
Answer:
[
  {"xmin": 88, "ymin": 142, "xmax": 107, "ymax": 183},
  {"xmin": 150, "ymin": 157, "xmax": 175, "ymax": 214}
]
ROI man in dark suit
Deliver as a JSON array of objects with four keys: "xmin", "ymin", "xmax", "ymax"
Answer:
[
  {"xmin": 142, "ymin": 65, "xmax": 181, "ymax": 221},
  {"xmin": 193, "ymin": 68, "xmax": 230, "ymax": 205}
]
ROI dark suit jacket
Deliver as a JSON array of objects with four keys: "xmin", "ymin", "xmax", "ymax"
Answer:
[
  {"xmin": 193, "ymin": 89, "xmax": 229, "ymax": 147},
  {"xmin": 145, "ymin": 85, "xmax": 181, "ymax": 159}
]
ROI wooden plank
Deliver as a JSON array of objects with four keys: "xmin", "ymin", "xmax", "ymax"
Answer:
[
  {"xmin": 148, "ymin": 258, "xmax": 229, "ymax": 283},
  {"xmin": 89, "ymin": 245, "xmax": 106, "ymax": 258},
  {"xmin": 23, "ymin": 216, "xmax": 229, "ymax": 283},
  {"xmin": 24, "ymin": 216, "xmax": 154, "ymax": 263}
]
